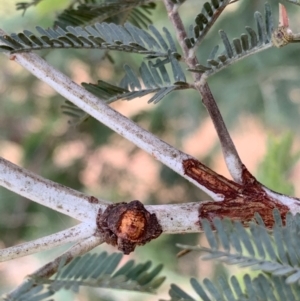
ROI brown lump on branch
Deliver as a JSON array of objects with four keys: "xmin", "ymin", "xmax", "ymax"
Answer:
[{"xmin": 96, "ymin": 200, "xmax": 162, "ymax": 254}]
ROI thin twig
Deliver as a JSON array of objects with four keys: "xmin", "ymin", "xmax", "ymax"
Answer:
[
  {"xmin": 0, "ymin": 157, "xmax": 107, "ymax": 221},
  {"xmin": 162, "ymin": 0, "xmax": 199, "ymax": 75},
  {"xmin": 162, "ymin": 0, "xmax": 245, "ymax": 183},
  {"xmin": 197, "ymin": 83, "xmax": 245, "ymax": 183},
  {"xmin": 0, "ymin": 222, "xmax": 95, "ymax": 262}
]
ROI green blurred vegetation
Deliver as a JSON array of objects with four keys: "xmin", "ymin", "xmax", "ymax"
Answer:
[{"xmin": 1, "ymin": 0, "xmax": 300, "ymax": 299}]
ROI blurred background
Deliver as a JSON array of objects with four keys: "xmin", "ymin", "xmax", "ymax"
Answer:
[{"xmin": 1, "ymin": 0, "xmax": 300, "ymax": 300}]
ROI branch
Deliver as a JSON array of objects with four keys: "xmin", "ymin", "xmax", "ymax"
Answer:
[
  {"xmin": 0, "ymin": 29, "xmax": 229, "ymax": 202},
  {"xmin": 0, "ymin": 157, "xmax": 107, "ymax": 222},
  {"xmin": 0, "ymin": 155, "xmax": 211, "ymax": 235},
  {"xmin": 2, "ymin": 149, "xmax": 300, "ymax": 259},
  {"xmin": 147, "ymin": 202, "xmax": 205, "ymax": 233},
  {"xmin": 0, "ymin": 222, "xmax": 95, "ymax": 262}
]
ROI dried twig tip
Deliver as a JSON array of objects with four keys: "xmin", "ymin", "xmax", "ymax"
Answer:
[
  {"xmin": 279, "ymin": 3, "xmax": 289, "ymax": 28},
  {"xmin": 271, "ymin": 3, "xmax": 293, "ymax": 48}
]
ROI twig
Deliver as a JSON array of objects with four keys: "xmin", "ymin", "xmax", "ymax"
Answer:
[
  {"xmin": 0, "ymin": 157, "xmax": 107, "ymax": 221},
  {"xmin": 162, "ymin": 0, "xmax": 199, "ymax": 73},
  {"xmin": 198, "ymin": 83, "xmax": 245, "ymax": 183},
  {"xmin": 0, "ymin": 222, "xmax": 95, "ymax": 262},
  {"xmin": 162, "ymin": 0, "xmax": 247, "ymax": 183}
]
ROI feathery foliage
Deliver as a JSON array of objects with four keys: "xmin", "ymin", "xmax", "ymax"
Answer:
[
  {"xmin": 167, "ymin": 210, "xmax": 300, "ymax": 301},
  {"xmin": 16, "ymin": 0, "xmax": 157, "ymax": 39},
  {"xmin": 63, "ymin": 59, "xmax": 189, "ymax": 124},
  {"xmin": 84, "ymin": 60, "xmax": 189, "ymax": 104},
  {"xmin": 164, "ymin": 274, "xmax": 300, "ymax": 301},
  {"xmin": 178, "ymin": 211, "xmax": 300, "ymax": 282},
  {"xmin": 188, "ymin": 3, "xmax": 273, "ymax": 78},
  {"xmin": 2, "ymin": 1, "xmax": 300, "ymax": 301},
  {"xmin": 0, "ymin": 22, "xmax": 180, "ymax": 60},
  {"xmin": 4, "ymin": 251, "xmax": 165, "ymax": 301},
  {"xmin": 185, "ymin": 0, "xmax": 231, "ymax": 49},
  {"xmin": 53, "ymin": 1, "xmax": 157, "ymax": 30}
]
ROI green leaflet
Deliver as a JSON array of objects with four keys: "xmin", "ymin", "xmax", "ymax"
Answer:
[
  {"xmin": 5, "ymin": 251, "xmax": 165, "ymax": 301},
  {"xmin": 188, "ymin": 3, "xmax": 274, "ymax": 78}
]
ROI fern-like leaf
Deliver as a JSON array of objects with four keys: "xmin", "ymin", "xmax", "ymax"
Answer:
[
  {"xmin": 0, "ymin": 22, "xmax": 180, "ymax": 60},
  {"xmin": 83, "ymin": 60, "xmax": 189, "ymax": 105},
  {"xmin": 54, "ymin": 1, "xmax": 156, "ymax": 29},
  {"xmin": 63, "ymin": 60, "xmax": 189, "ymax": 124},
  {"xmin": 4, "ymin": 251, "xmax": 165, "ymax": 301},
  {"xmin": 164, "ymin": 274, "xmax": 300, "ymax": 301},
  {"xmin": 189, "ymin": 3, "xmax": 273, "ymax": 78},
  {"xmin": 185, "ymin": 0, "xmax": 231, "ymax": 49},
  {"xmin": 62, "ymin": 79, "xmax": 129, "ymax": 124},
  {"xmin": 177, "ymin": 210, "xmax": 300, "ymax": 285}
]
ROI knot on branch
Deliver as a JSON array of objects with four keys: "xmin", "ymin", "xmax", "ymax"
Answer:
[
  {"xmin": 183, "ymin": 158, "xmax": 290, "ymax": 228},
  {"xmin": 272, "ymin": 26, "xmax": 293, "ymax": 48},
  {"xmin": 199, "ymin": 195, "xmax": 290, "ymax": 228},
  {"xmin": 96, "ymin": 200, "xmax": 162, "ymax": 254}
]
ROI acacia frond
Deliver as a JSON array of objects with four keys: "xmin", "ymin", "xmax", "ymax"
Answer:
[
  {"xmin": 0, "ymin": 22, "xmax": 180, "ymax": 60},
  {"xmin": 4, "ymin": 251, "xmax": 165, "ymax": 301},
  {"xmin": 54, "ymin": 1, "xmax": 156, "ymax": 29},
  {"xmin": 184, "ymin": 0, "xmax": 231, "ymax": 49},
  {"xmin": 177, "ymin": 210, "xmax": 300, "ymax": 284},
  {"xmin": 85, "ymin": 60, "xmax": 188, "ymax": 103},
  {"xmin": 167, "ymin": 210, "xmax": 300, "ymax": 301},
  {"xmin": 64, "ymin": 60, "xmax": 189, "ymax": 124},
  {"xmin": 164, "ymin": 274, "xmax": 300, "ymax": 301},
  {"xmin": 189, "ymin": 3, "xmax": 273, "ymax": 78}
]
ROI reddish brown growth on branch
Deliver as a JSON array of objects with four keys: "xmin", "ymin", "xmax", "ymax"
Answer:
[
  {"xmin": 96, "ymin": 200, "xmax": 162, "ymax": 254},
  {"xmin": 183, "ymin": 158, "xmax": 241, "ymax": 197},
  {"xmin": 199, "ymin": 196, "xmax": 290, "ymax": 228},
  {"xmin": 272, "ymin": 4, "xmax": 293, "ymax": 48},
  {"xmin": 183, "ymin": 158, "xmax": 290, "ymax": 228}
]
